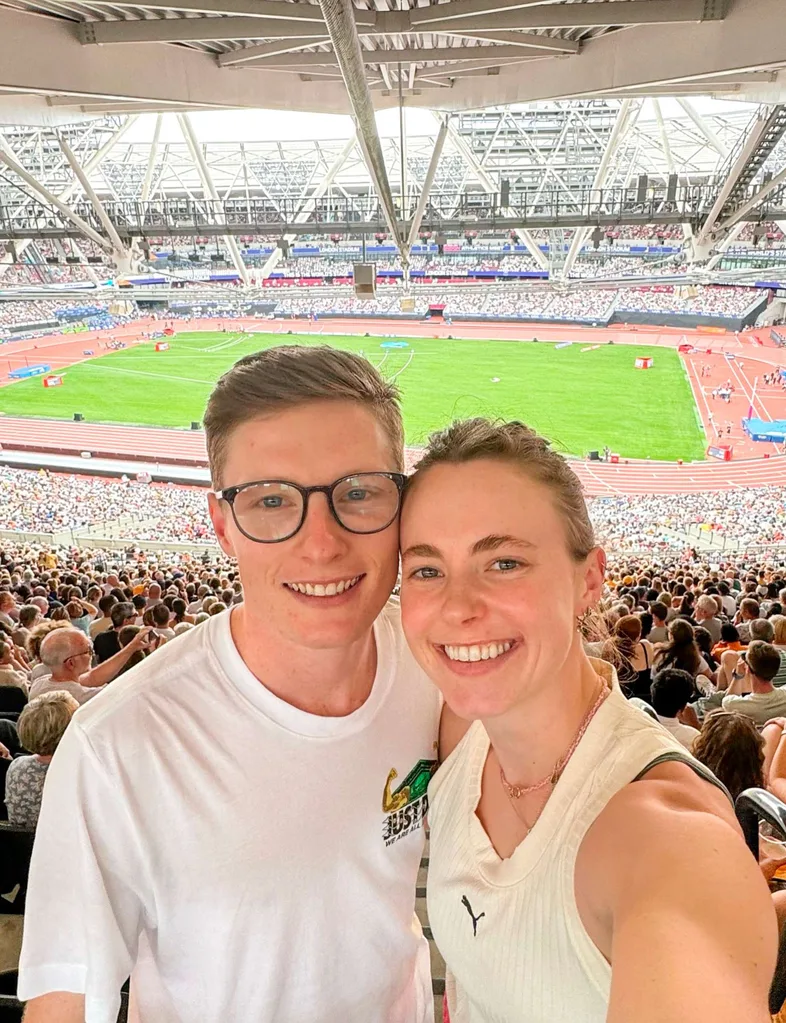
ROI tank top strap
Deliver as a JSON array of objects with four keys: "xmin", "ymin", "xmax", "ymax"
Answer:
[{"xmin": 631, "ymin": 750, "xmax": 732, "ymax": 803}]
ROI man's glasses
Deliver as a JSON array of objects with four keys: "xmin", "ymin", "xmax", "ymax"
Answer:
[{"xmin": 213, "ymin": 472, "xmax": 407, "ymax": 544}]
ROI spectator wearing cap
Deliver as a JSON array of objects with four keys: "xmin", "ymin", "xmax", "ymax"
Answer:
[
  {"xmin": 650, "ymin": 668, "xmax": 700, "ymax": 750},
  {"xmin": 722, "ymin": 641, "xmax": 786, "ymax": 726}
]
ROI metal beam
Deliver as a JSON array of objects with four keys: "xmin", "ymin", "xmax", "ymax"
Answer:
[
  {"xmin": 177, "ymin": 113, "xmax": 248, "ymax": 284},
  {"xmin": 443, "ymin": 31, "xmax": 579, "ymax": 53},
  {"xmin": 140, "ymin": 114, "xmax": 163, "ymax": 203},
  {"xmin": 57, "ymin": 131, "xmax": 130, "ymax": 265},
  {"xmin": 563, "ymin": 99, "xmax": 639, "ymax": 278},
  {"xmin": 249, "ymin": 44, "xmax": 551, "ymax": 67},
  {"xmin": 677, "ymin": 99, "xmax": 729, "ymax": 157},
  {"xmin": 77, "ymin": 0, "xmax": 338, "ymax": 17},
  {"xmin": 79, "ymin": 19, "xmax": 338, "ymax": 44},
  {"xmin": 653, "ymin": 98, "xmax": 694, "ymax": 246},
  {"xmin": 406, "ymin": 117, "xmax": 448, "ymax": 251},
  {"xmin": 318, "ymin": 0, "xmax": 404, "ymax": 253},
  {"xmin": 218, "ymin": 39, "xmax": 330, "ymax": 66},
  {"xmin": 718, "ymin": 163, "xmax": 786, "ymax": 230},
  {"xmin": 705, "ymin": 220, "xmax": 747, "ymax": 269},
  {"xmin": 0, "ymin": 137, "xmax": 112, "ymax": 252},
  {"xmin": 411, "ymin": 0, "xmax": 726, "ymax": 29},
  {"xmin": 258, "ymin": 132, "xmax": 357, "ymax": 278}
]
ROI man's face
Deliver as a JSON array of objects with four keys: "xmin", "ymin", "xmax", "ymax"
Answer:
[{"xmin": 208, "ymin": 401, "xmax": 401, "ymax": 651}]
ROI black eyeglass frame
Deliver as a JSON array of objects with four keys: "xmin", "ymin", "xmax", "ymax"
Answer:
[{"xmin": 213, "ymin": 471, "xmax": 407, "ymax": 544}]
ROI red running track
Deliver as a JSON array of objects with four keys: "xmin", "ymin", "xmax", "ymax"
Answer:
[{"xmin": 0, "ymin": 317, "xmax": 784, "ymax": 496}]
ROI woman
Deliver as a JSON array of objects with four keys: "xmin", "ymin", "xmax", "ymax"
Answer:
[
  {"xmin": 693, "ymin": 709, "xmax": 765, "ymax": 802},
  {"xmin": 5, "ymin": 690, "xmax": 78, "ymax": 827},
  {"xmin": 399, "ymin": 418, "xmax": 775, "ymax": 1023},
  {"xmin": 712, "ymin": 622, "xmax": 743, "ymax": 660},
  {"xmin": 600, "ymin": 615, "xmax": 654, "ymax": 701},
  {"xmin": 653, "ymin": 618, "xmax": 716, "ymax": 696}
]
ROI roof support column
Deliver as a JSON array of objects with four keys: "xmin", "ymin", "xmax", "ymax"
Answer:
[{"xmin": 177, "ymin": 113, "xmax": 248, "ymax": 284}]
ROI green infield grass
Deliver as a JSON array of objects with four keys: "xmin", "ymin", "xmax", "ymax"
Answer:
[{"xmin": 0, "ymin": 330, "xmax": 707, "ymax": 461}]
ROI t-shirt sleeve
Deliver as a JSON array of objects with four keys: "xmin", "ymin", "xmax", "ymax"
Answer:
[{"xmin": 18, "ymin": 719, "xmax": 148, "ymax": 1021}]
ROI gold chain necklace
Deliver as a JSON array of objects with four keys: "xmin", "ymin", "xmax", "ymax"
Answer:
[{"xmin": 499, "ymin": 682, "xmax": 609, "ymax": 801}]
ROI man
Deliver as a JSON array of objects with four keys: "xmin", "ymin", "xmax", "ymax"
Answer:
[
  {"xmin": 92, "ymin": 601, "xmax": 137, "ymax": 663},
  {"xmin": 695, "ymin": 594, "xmax": 722, "ymax": 645},
  {"xmin": 722, "ymin": 641, "xmax": 786, "ymax": 726},
  {"xmin": 29, "ymin": 626, "xmax": 155, "ymax": 705},
  {"xmin": 89, "ymin": 594, "xmax": 117, "ymax": 640},
  {"xmin": 736, "ymin": 598, "xmax": 760, "ymax": 644},
  {"xmin": 718, "ymin": 581, "xmax": 737, "ymax": 620},
  {"xmin": 648, "ymin": 601, "xmax": 669, "ymax": 645},
  {"xmin": 150, "ymin": 602, "xmax": 175, "ymax": 641},
  {"xmin": 20, "ymin": 347, "xmax": 441, "ymax": 1023},
  {"xmin": 649, "ymin": 668, "xmax": 700, "ymax": 750},
  {"xmin": 145, "ymin": 582, "xmax": 163, "ymax": 608},
  {"xmin": 0, "ymin": 592, "xmax": 17, "ymax": 629}
]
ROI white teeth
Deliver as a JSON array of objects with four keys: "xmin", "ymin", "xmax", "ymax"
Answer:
[
  {"xmin": 286, "ymin": 576, "xmax": 360, "ymax": 598},
  {"xmin": 442, "ymin": 641, "xmax": 514, "ymax": 662}
]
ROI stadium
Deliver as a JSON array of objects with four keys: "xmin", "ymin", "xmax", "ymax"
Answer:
[{"xmin": 1, "ymin": 0, "xmax": 786, "ymax": 1020}]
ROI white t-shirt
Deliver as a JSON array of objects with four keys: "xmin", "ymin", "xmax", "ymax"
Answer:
[
  {"xmin": 656, "ymin": 715, "xmax": 700, "ymax": 751},
  {"xmin": 28, "ymin": 675, "xmax": 104, "ymax": 705},
  {"xmin": 20, "ymin": 603, "xmax": 441, "ymax": 1023}
]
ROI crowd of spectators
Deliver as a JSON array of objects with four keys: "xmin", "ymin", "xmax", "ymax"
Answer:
[{"xmin": 3, "ymin": 465, "xmax": 785, "ymax": 556}]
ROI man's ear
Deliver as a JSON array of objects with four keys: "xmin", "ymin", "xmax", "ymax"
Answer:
[{"xmin": 207, "ymin": 493, "xmax": 237, "ymax": 560}]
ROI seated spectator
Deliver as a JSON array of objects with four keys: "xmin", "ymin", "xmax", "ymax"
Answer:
[
  {"xmin": 151, "ymin": 603, "xmax": 175, "ymax": 641},
  {"xmin": 648, "ymin": 602, "xmax": 669, "ymax": 644},
  {"xmin": 712, "ymin": 623, "xmax": 743, "ymax": 660},
  {"xmin": 5, "ymin": 691, "xmax": 79, "ymax": 827},
  {"xmin": 722, "ymin": 641, "xmax": 786, "ymax": 726},
  {"xmin": 649, "ymin": 668, "xmax": 700, "ymax": 750},
  {"xmin": 694, "ymin": 627, "xmax": 719, "ymax": 674},
  {"xmin": 736, "ymin": 598, "xmax": 761, "ymax": 643},
  {"xmin": 31, "ymin": 626, "xmax": 155, "ymax": 704},
  {"xmin": 718, "ymin": 619, "xmax": 774, "ymax": 690},
  {"xmin": 89, "ymin": 594, "xmax": 117, "ymax": 640},
  {"xmin": 0, "ymin": 640, "xmax": 29, "ymax": 691},
  {"xmin": 695, "ymin": 595, "xmax": 722, "ymax": 645},
  {"xmin": 13, "ymin": 605, "xmax": 41, "ymax": 651},
  {"xmin": 653, "ymin": 619, "xmax": 716, "ymax": 696},
  {"xmin": 772, "ymin": 615, "xmax": 786, "ymax": 688},
  {"xmin": 93, "ymin": 602, "xmax": 137, "ymax": 663},
  {"xmin": 693, "ymin": 710, "xmax": 765, "ymax": 801},
  {"xmin": 601, "ymin": 614, "xmax": 654, "ymax": 700},
  {"xmin": 0, "ymin": 592, "xmax": 17, "ymax": 629}
]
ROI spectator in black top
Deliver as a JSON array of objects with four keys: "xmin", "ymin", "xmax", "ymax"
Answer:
[{"xmin": 93, "ymin": 602, "xmax": 136, "ymax": 664}]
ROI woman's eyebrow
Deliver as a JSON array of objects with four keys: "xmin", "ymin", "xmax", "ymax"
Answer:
[
  {"xmin": 471, "ymin": 534, "xmax": 535, "ymax": 555},
  {"xmin": 401, "ymin": 543, "xmax": 442, "ymax": 560}
]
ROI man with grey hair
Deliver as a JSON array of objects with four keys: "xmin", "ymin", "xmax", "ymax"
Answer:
[
  {"xmin": 695, "ymin": 595, "xmax": 722, "ymax": 645},
  {"xmin": 30, "ymin": 626, "xmax": 155, "ymax": 705}
]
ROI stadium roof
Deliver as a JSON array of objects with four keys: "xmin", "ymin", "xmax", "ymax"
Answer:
[{"xmin": 0, "ymin": 0, "xmax": 784, "ymax": 122}]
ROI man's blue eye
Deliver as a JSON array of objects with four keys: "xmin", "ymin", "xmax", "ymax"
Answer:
[{"xmin": 261, "ymin": 496, "xmax": 284, "ymax": 509}]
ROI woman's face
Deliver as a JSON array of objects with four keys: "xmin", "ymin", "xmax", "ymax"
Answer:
[{"xmin": 400, "ymin": 459, "xmax": 605, "ymax": 721}]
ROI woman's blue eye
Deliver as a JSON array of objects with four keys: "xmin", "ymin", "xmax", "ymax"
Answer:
[
  {"xmin": 411, "ymin": 566, "xmax": 441, "ymax": 580},
  {"xmin": 345, "ymin": 489, "xmax": 369, "ymax": 501},
  {"xmin": 492, "ymin": 559, "xmax": 521, "ymax": 572}
]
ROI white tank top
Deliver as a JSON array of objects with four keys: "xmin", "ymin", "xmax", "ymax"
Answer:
[{"xmin": 426, "ymin": 686, "xmax": 726, "ymax": 1023}]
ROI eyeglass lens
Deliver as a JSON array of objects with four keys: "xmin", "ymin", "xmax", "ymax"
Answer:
[{"xmin": 231, "ymin": 474, "xmax": 401, "ymax": 541}]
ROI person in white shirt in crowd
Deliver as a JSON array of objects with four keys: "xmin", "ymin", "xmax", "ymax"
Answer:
[
  {"xmin": 718, "ymin": 581, "xmax": 738, "ymax": 620},
  {"xmin": 5, "ymin": 691, "xmax": 79, "ymax": 828},
  {"xmin": 722, "ymin": 641, "xmax": 786, "ymax": 726},
  {"xmin": 399, "ymin": 417, "xmax": 774, "ymax": 1023},
  {"xmin": 695, "ymin": 595, "xmax": 722, "ymax": 646},
  {"xmin": 737, "ymin": 598, "xmax": 761, "ymax": 644},
  {"xmin": 29, "ymin": 625, "xmax": 155, "ymax": 705},
  {"xmin": 0, "ymin": 592, "xmax": 17, "ymax": 629},
  {"xmin": 150, "ymin": 602, "xmax": 176, "ymax": 641},
  {"xmin": 19, "ymin": 346, "xmax": 440, "ymax": 1023},
  {"xmin": 145, "ymin": 582, "xmax": 163, "ymax": 608},
  {"xmin": 0, "ymin": 640, "xmax": 29, "ymax": 691},
  {"xmin": 649, "ymin": 668, "xmax": 701, "ymax": 751}
]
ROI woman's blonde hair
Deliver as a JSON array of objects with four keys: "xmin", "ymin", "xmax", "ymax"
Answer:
[
  {"xmin": 25, "ymin": 619, "xmax": 70, "ymax": 661},
  {"xmin": 408, "ymin": 417, "xmax": 596, "ymax": 561},
  {"xmin": 17, "ymin": 690, "xmax": 79, "ymax": 756},
  {"xmin": 771, "ymin": 615, "xmax": 786, "ymax": 646}
]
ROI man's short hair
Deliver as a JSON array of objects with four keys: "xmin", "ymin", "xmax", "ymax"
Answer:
[
  {"xmin": 746, "ymin": 641, "xmax": 782, "ymax": 683},
  {"xmin": 750, "ymin": 618, "xmax": 775, "ymax": 643},
  {"xmin": 98, "ymin": 594, "xmax": 117, "ymax": 615},
  {"xmin": 740, "ymin": 598, "xmax": 760, "ymax": 619},
  {"xmin": 110, "ymin": 602, "xmax": 135, "ymax": 628},
  {"xmin": 651, "ymin": 602, "xmax": 668, "ymax": 623},
  {"xmin": 17, "ymin": 690, "xmax": 79, "ymax": 756},
  {"xmin": 152, "ymin": 604, "xmax": 171, "ymax": 627},
  {"xmin": 650, "ymin": 668, "xmax": 695, "ymax": 718},
  {"xmin": 18, "ymin": 605, "xmax": 39, "ymax": 628},
  {"xmin": 202, "ymin": 346, "xmax": 405, "ymax": 487}
]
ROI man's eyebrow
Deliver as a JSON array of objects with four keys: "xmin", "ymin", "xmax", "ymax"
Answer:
[
  {"xmin": 471, "ymin": 534, "xmax": 535, "ymax": 555},
  {"xmin": 402, "ymin": 543, "xmax": 441, "ymax": 560}
]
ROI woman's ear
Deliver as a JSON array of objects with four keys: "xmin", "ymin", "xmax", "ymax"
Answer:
[{"xmin": 578, "ymin": 547, "xmax": 606, "ymax": 613}]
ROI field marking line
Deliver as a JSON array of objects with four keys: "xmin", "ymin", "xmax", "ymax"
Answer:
[
  {"xmin": 683, "ymin": 356, "xmax": 713, "ymax": 442},
  {"xmin": 388, "ymin": 350, "xmax": 415, "ymax": 383},
  {"xmin": 78, "ymin": 364, "xmax": 216, "ymax": 386},
  {"xmin": 204, "ymin": 333, "xmax": 247, "ymax": 353}
]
